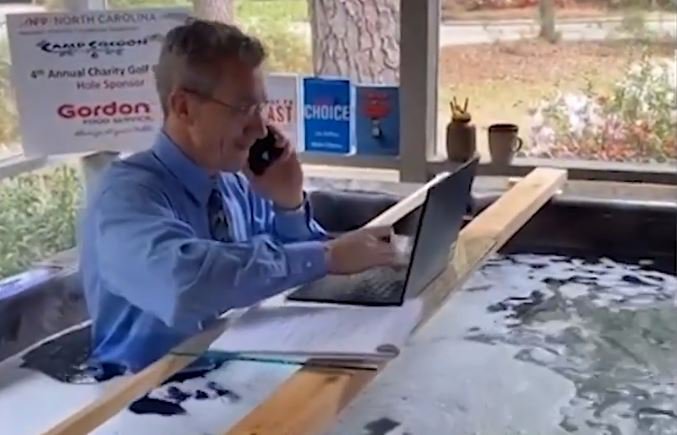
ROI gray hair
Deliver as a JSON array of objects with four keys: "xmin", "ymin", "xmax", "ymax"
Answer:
[{"xmin": 154, "ymin": 19, "xmax": 266, "ymax": 117}]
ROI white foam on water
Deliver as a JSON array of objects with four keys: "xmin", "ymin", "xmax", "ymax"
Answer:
[
  {"xmin": 559, "ymin": 282, "xmax": 589, "ymax": 299},
  {"xmin": 3, "ymin": 253, "xmax": 675, "ymax": 435},
  {"xmin": 330, "ymin": 253, "xmax": 677, "ymax": 435}
]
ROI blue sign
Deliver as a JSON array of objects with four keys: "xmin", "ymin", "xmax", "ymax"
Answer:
[{"xmin": 303, "ymin": 77, "xmax": 351, "ymax": 153}]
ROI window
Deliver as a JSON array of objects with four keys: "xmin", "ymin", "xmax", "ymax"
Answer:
[
  {"xmin": 438, "ymin": 0, "xmax": 677, "ymax": 169},
  {"xmin": 0, "ymin": 1, "xmax": 85, "ymax": 280},
  {"xmin": 0, "ymin": 21, "xmax": 23, "ymax": 160}
]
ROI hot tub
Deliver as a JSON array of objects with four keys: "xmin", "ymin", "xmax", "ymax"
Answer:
[
  {"xmin": 0, "ymin": 177, "xmax": 675, "ymax": 435},
  {"xmin": 315, "ymin": 186, "xmax": 677, "ymax": 435}
]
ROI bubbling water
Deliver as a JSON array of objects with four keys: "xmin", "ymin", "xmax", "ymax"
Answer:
[{"xmin": 464, "ymin": 253, "xmax": 677, "ymax": 435}]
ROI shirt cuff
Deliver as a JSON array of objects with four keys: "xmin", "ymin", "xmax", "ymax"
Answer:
[
  {"xmin": 273, "ymin": 192, "xmax": 315, "ymax": 241},
  {"xmin": 282, "ymin": 240, "xmax": 328, "ymax": 284}
]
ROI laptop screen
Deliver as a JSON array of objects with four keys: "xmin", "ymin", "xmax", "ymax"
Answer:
[{"xmin": 402, "ymin": 158, "xmax": 478, "ymax": 299}]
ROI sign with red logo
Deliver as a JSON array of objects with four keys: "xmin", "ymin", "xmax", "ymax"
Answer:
[
  {"xmin": 6, "ymin": 8, "xmax": 191, "ymax": 156},
  {"xmin": 263, "ymin": 74, "xmax": 302, "ymax": 151}
]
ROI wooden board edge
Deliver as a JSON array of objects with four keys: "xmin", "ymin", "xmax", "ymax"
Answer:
[
  {"xmin": 225, "ymin": 167, "xmax": 568, "ymax": 435},
  {"xmin": 365, "ymin": 171, "xmax": 449, "ymax": 227},
  {"xmin": 507, "ymin": 175, "xmax": 564, "ymax": 195},
  {"xmin": 40, "ymin": 174, "xmax": 447, "ymax": 435}
]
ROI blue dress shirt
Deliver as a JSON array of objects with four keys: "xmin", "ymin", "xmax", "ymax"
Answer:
[{"xmin": 79, "ymin": 131, "xmax": 329, "ymax": 372}]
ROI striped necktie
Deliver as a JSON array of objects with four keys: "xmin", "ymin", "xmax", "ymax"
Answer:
[{"xmin": 207, "ymin": 188, "xmax": 229, "ymax": 242}]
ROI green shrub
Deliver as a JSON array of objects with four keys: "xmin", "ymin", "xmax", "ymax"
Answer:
[
  {"xmin": 239, "ymin": 8, "xmax": 312, "ymax": 73},
  {"xmin": 528, "ymin": 51, "xmax": 677, "ymax": 162},
  {"xmin": 0, "ymin": 166, "xmax": 82, "ymax": 279},
  {"xmin": 0, "ymin": 39, "xmax": 20, "ymax": 153},
  {"xmin": 242, "ymin": 19, "xmax": 313, "ymax": 74},
  {"xmin": 238, "ymin": 0, "xmax": 308, "ymax": 22},
  {"xmin": 606, "ymin": 52, "xmax": 676, "ymax": 159}
]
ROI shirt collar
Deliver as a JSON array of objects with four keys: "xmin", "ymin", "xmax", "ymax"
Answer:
[{"xmin": 152, "ymin": 130, "xmax": 215, "ymax": 205}]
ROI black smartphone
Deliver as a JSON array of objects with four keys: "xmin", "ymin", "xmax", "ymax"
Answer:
[{"xmin": 248, "ymin": 127, "xmax": 285, "ymax": 176}]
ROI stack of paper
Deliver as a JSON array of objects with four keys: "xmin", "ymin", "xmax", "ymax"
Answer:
[{"xmin": 209, "ymin": 296, "xmax": 423, "ymax": 365}]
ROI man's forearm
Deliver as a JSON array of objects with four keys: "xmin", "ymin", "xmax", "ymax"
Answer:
[
  {"xmin": 101, "ymin": 225, "xmax": 328, "ymax": 332},
  {"xmin": 170, "ymin": 238, "xmax": 329, "ymax": 328},
  {"xmin": 272, "ymin": 193, "xmax": 329, "ymax": 243}
]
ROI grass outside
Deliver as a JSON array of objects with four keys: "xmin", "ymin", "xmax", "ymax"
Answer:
[
  {"xmin": 436, "ymin": 39, "xmax": 676, "ymax": 160},
  {"xmin": 238, "ymin": 0, "xmax": 308, "ymax": 22},
  {"xmin": 441, "ymin": 6, "xmax": 677, "ymax": 21},
  {"xmin": 440, "ymin": 0, "xmax": 677, "ymax": 21},
  {"xmin": 442, "ymin": 5, "xmax": 611, "ymax": 21}
]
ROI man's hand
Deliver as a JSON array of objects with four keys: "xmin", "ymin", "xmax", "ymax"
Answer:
[
  {"xmin": 245, "ymin": 125, "xmax": 304, "ymax": 209},
  {"xmin": 325, "ymin": 226, "xmax": 398, "ymax": 275}
]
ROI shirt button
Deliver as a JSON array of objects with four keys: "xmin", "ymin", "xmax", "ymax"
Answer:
[{"xmin": 305, "ymin": 261, "xmax": 313, "ymax": 269}]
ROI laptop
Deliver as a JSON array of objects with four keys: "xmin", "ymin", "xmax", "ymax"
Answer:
[{"xmin": 286, "ymin": 157, "xmax": 479, "ymax": 307}]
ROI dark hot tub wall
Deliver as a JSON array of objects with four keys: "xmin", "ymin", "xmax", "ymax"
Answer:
[
  {"xmin": 472, "ymin": 194, "xmax": 677, "ymax": 275},
  {"xmin": 307, "ymin": 190, "xmax": 400, "ymax": 232},
  {"xmin": 306, "ymin": 189, "xmax": 423, "ymax": 235},
  {"xmin": 311, "ymin": 190, "xmax": 676, "ymax": 274},
  {"xmin": 0, "ymin": 189, "xmax": 418, "ymax": 363},
  {"xmin": 1, "ymin": 188, "xmax": 674, "ymax": 363},
  {"xmin": 0, "ymin": 268, "xmax": 88, "ymax": 362}
]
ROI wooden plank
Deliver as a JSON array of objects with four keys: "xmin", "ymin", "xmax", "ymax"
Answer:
[
  {"xmin": 225, "ymin": 167, "xmax": 567, "ymax": 435},
  {"xmin": 365, "ymin": 172, "xmax": 448, "ymax": 227},
  {"xmin": 229, "ymin": 366, "xmax": 381, "ymax": 435},
  {"xmin": 464, "ymin": 168, "xmax": 566, "ymax": 248},
  {"xmin": 40, "ymin": 171, "xmax": 450, "ymax": 435},
  {"xmin": 507, "ymin": 176, "xmax": 563, "ymax": 195}
]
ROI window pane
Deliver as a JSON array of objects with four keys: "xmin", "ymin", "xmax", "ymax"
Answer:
[
  {"xmin": 0, "ymin": 3, "xmax": 84, "ymax": 279},
  {"xmin": 237, "ymin": 0, "xmax": 311, "ymax": 74},
  {"xmin": 0, "ymin": 16, "xmax": 25, "ymax": 159},
  {"xmin": 0, "ymin": 164, "xmax": 83, "ymax": 280},
  {"xmin": 105, "ymin": 0, "xmax": 312, "ymax": 73},
  {"xmin": 438, "ymin": 1, "xmax": 677, "ymax": 167}
]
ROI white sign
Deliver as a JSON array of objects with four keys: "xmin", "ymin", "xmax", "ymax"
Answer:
[
  {"xmin": 6, "ymin": 8, "xmax": 191, "ymax": 156},
  {"xmin": 264, "ymin": 73, "xmax": 302, "ymax": 151}
]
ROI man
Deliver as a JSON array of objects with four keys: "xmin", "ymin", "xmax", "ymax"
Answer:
[{"xmin": 79, "ymin": 19, "xmax": 397, "ymax": 373}]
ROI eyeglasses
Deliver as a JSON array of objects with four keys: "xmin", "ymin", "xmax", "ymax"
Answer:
[{"xmin": 183, "ymin": 88, "xmax": 267, "ymax": 116}]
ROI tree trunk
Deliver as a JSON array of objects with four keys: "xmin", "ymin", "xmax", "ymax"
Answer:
[
  {"xmin": 539, "ymin": 0, "xmax": 558, "ymax": 43},
  {"xmin": 192, "ymin": 0, "xmax": 235, "ymax": 23},
  {"xmin": 308, "ymin": 0, "xmax": 399, "ymax": 84}
]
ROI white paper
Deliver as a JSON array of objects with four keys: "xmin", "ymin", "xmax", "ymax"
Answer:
[
  {"xmin": 209, "ymin": 297, "xmax": 423, "ymax": 361},
  {"xmin": 263, "ymin": 73, "xmax": 302, "ymax": 151}
]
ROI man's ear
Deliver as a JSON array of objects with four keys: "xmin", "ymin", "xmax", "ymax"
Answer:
[{"xmin": 168, "ymin": 89, "xmax": 193, "ymax": 124}]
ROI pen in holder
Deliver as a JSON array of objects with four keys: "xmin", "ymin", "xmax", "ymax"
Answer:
[{"xmin": 446, "ymin": 97, "xmax": 476, "ymax": 163}]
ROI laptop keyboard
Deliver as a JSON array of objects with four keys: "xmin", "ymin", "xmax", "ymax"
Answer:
[
  {"xmin": 287, "ymin": 265, "xmax": 408, "ymax": 305},
  {"xmin": 353, "ymin": 267, "xmax": 407, "ymax": 298}
]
